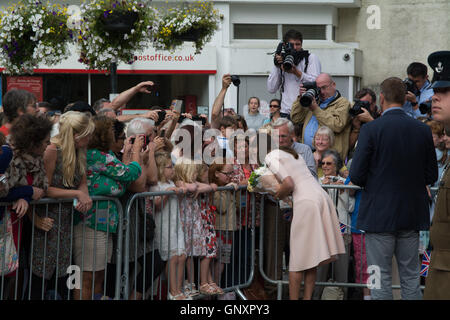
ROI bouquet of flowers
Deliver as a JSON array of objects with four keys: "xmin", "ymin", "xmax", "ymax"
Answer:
[
  {"xmin": 247, "ymin": 166, "xmax": 293, "ymax": 209},
  {"xmin": 153, "ymin": 0, "xmax": 220, "ymax": 54},
  {"xmin": 76, "ymin": 0, "xmax": 157, "ymax": 70},
  {"xmin": 0, "ymin": 1, "xmax": 73, "ymax": 74}
]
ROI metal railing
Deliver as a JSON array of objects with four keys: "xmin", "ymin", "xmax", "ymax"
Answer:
[{"xmin": 0, "ymin": 196, "xmax": 124, "ymax": 300}]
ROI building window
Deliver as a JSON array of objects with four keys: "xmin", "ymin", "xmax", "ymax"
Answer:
[
  {"xmin": 282, "ymin": 24, "xmax": 327, "ymax": 40},
  {"xmin": 233, "ymin": 24, "xmax": 278, "ymax": 39}
]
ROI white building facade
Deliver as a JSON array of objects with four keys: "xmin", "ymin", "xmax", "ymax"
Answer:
[{"xmin": 1, "ymin": 0, "xmax": 366, "ymax": 115}]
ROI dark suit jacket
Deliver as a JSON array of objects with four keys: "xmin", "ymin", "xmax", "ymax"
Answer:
[{"xmin": 350, "ymin": 108, "xmax": 438, "ymax": 232}]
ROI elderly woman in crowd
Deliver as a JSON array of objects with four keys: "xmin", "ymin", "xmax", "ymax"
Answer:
[
  {"xmin": 73, "ymin": 116, "xmax": 145, "ymax": 300},
  {"xmin": 313, "ymin": 126, "xmax": 348, "ymax": 178},
  {"xmin": 121, "ymin": 117, "xmax": 168, "ymax": 300},
  {"xmin": 313, "ymin": 149, "xmax": 354, "ymax": 300}
]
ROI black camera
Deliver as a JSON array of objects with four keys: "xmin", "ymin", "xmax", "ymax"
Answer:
[
  {"xmin": 349, "ymin": 100, "xmax": 371, "ymax": 117},
  {"xmin": 231, "ymin": 75, "xmax": 240, "ymax": 86},
  {"xmin": 155, "ymin": 110, "xmax": 166, "ymax": 126},
  {"xmin": 403, "ymin": 78, "xmax": 420, "ymax": 96},
  {"xmin": 300, "ymin": 82, "xmax": 320, "ymax": 107},
  {"xmin": 274, "ymin": 42, "xmax": 296, "ymax": 72},
  {"xmin": 419, "ymin": 100, "xmax": 432, "ymax": 115}
]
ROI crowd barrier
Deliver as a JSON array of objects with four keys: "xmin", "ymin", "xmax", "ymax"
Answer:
[
  {"xmin": 0, "ymin": 196, "xmax": 123, "ymax": 300},
  {"xmin": 258, "ymin": 184, "xmax": 439, "ymax": 300},
  {"xmin": 0, "ymin": 185, "xmax": 438, "ymax": 300},
  {"xmin": 123, "ymin": 186, "xmax": 257, "ymax": 300}
]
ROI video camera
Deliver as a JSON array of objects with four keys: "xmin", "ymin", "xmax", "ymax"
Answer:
[
  {"xmin": 349, "ymin": 100, "xmax": 371, "ymax": 117},
  {"xmin": 403, "ymin": 78, "xmax": 420, "ymax": 96},
  {"xmin": 300, "ymin": 82, "xmax": 320, "ymax": 107}
]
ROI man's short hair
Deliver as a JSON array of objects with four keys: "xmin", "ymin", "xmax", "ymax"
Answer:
[
  {"xmin": 407, "ymin": 62, "xmax": 428, "ymax": 78},
  {"xmin": 355, "ymin": 88, "xmax": 377, "ymax": 104},
  {"xmin": 218, "ymin": 115, "xmax": 237, "ymax": 129},
  {"xmin": 272, "ymin": 117, "xmax": 295, "ymax": 134},
  {"xmin": 93, "ymin": 98, "xmax": 110, "ymax": 112},
  {"xmin": 380, "ymin": 77, "xmax": 406, "ymax": 105},
  {"xmin": 2, "ymin": 89, "xmax": 36, "ymax": 122},
  {"xmin": 283, "ymin": 29, "xmax": 303, "ymax": 43}
]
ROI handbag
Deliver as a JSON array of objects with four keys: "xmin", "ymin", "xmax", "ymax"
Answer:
[{"xmin": 0, "ymin": 209, "xmax": 19, "ymax": 276}]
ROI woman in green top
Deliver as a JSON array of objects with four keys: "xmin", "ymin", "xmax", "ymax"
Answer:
[{"xmin": 73, "ymin": 116, "xmax": 145, "ymax": 300}]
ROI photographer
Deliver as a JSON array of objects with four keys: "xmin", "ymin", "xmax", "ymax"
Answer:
[
  {"xmin": 403, "ymin": 62, "xmax": 434, "ymax": 118},
  {"xmin": 349, "ymin": 88, "xmax": 380, "ymax": 153},
  {"xmin": 267, "ymin": 29, "xmax": 321, "ymax": 118},
  {"xmin": 290, "ymin": 73, "xmax": 352, "ymax": 161}
]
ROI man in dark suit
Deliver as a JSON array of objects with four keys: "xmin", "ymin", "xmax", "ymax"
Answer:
[{"xmin": 350, "ymin": 77, "xmax": 438, "ymax": 300}]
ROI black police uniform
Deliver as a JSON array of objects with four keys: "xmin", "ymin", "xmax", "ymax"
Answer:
[{"xmin": 424, "ymin": 51, "xmax": 450, "ymax": 300}]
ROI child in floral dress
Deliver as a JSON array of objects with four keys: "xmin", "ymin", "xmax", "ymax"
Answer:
[{"xmin": 197, "ymin": 164, "xmax": 223, "ymax": 295}]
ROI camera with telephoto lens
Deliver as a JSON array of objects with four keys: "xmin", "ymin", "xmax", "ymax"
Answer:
[
  {"xmin": 403, "ymin": 78, "xmax": 420, "ymax": 96},
  {"xmin": 349, "ymin": 100, "xmax": 371, "ymax": 117},
  {"xmin": 419, "ymin": 100, "xmax": 432, "ymax": 115},
  {"xmin": 300, "ymin": 82, "xmax": 320, "ymax": 107},
  {"xmin": 274, "ymin": 42, "xmax": 296, "ymax": 72}
]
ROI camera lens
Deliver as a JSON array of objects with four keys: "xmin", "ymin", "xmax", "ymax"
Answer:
[
  {"xmin": 231, "ymin": 75, "xmax": 241, "ymax": 86},
  {"xmin": 300, "ymin": 90, "xmax": 316, "ymax": 107},
  {"xmin": 283, "ymin": 54, "xmax": 295, "ymax": 71}
]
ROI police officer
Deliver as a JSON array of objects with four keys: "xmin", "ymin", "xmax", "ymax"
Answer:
[{"xmin": 424, "ymin": 51, "xmax": 450, "ymax": 300}]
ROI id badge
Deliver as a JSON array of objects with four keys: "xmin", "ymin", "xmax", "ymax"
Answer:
[{"xmin": 96, "ymin": 209, "xmax": 109, "ymax": 224}]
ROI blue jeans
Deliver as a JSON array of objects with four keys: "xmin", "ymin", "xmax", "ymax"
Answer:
[{"xmin": 365, "ymin": 231, "xmax": 422, "ymax": 300}]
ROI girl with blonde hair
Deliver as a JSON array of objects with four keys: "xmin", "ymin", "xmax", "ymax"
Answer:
[
  {"xmin": 30, "ymin": 111, "xmax": 95, "ymax": 299},
  {"xmin": 174, "ymin": 158, "xmax": 211, "ymax": 297}
]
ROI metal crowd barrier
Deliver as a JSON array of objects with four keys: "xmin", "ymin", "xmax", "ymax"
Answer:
[
  {"xmin": 0, "ymin": 196, "xmax": 124, "ymax": 300},
  {"xmin": 123, "ymin": 185, "xmax": 258, "ymax": 300},
  {"xmin": 258, "ymin": 184, "xmax": 439, "ymax": 300}
]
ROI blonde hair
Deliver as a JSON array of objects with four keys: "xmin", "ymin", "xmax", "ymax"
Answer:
[
  {"xmin": 174, "ymin": 158, "xmax": 202, "ymax": 183},
  {"xmin": 313, "ymin": 126, "xmax": 335, "ymax": 148},
  {"xmin": 51, "ymin": 111, "xmax": 95, "ymax": 187},
  {"xmin": 155, "ymin": 152, "xmax": 172, "ymax": 183}
]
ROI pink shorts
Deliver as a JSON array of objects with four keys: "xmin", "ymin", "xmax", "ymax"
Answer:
[{"xmin": 352, "ymin": 233, "xmax": 369, "ymax": 284}]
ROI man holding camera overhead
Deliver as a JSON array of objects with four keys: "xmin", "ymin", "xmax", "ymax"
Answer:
[
  {"xmin": 267, "ymin": 29, "xmax": 321, "ymax": 118},
  {"xmin": 403, "ymin": 62, "xmax": 434, "ymax": 118},
  {"xmin": 290, "ymin": 73, "xmax": 352, "ymax": 161}
]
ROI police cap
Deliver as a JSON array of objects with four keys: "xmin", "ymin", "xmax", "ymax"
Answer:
[{"xmin": 428, "ymin": 51, "xmax": 450, "ymax": 89}]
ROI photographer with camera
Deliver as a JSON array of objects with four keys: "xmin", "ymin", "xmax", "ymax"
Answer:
[
  {"xmin": 349, "ymin": 88, "xmax": 380, "ymax": 154},
  {"xmin": 290, "ymin": 73, "xmax": 352, "ymax": 161},
  {"xmin": 211, "ymin": 74, "xmax": 241, "ymax": 130},
  {"xmin": 267, "ymin": 30, "xmax": 321, "ymax": 118},
  {"xmin": 403, "ymin": 62, "xmax": 434, "ymax": 118}
]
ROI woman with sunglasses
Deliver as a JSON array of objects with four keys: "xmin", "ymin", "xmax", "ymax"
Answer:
[{"xmin": 263, "ymin": 99, "xmax": 282, "ymax": 126}]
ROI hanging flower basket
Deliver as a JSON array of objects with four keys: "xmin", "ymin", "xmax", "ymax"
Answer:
[
  {"xmin": 0, "ymin": 1, "xmax": 72, "ymax": 74},
  {"xmin": 153, "ymin": 1, "xmax": 220, "ymax": 54},
  {"xmin": 76, "ymin": 0, "xmax": 157, "ymax": 71},
  {"xmin": 101, "ymin": 10, "xmax": 139, "ymax": 34}
]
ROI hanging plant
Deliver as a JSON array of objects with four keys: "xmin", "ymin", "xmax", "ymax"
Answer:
[
  {"xmin": 76, "ymin": 0, "xmax": 157, "ymax": 71},
  {"xmin": 154, "ymin": 0, "xmax": 220, "ymax": 54},
  {"xmin": 0, "ymin": 0, "xmax": 73, "ymax": 74}
]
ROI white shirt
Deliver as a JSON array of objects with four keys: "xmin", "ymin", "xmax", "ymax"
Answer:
[{"xmin": 267, "ymin": 53, "xmax": 321, "ymax": 115}]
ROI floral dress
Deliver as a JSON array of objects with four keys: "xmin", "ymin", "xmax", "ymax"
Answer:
[
  {"xmin": 74, "ymin": 149, "xmax": 141, "ymax": 233},
  {"xmin": 199, "ymin": 195, "xmax": 217, "ymax": 258},
  {"xmin": 179, "ymin": 195, "xmax": 205, "ymax": 257}
]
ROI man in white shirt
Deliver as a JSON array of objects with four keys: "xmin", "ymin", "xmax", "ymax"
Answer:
[{"xmin": 267, "ymin": 29, "xmax": 321, "ymax": 118}]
